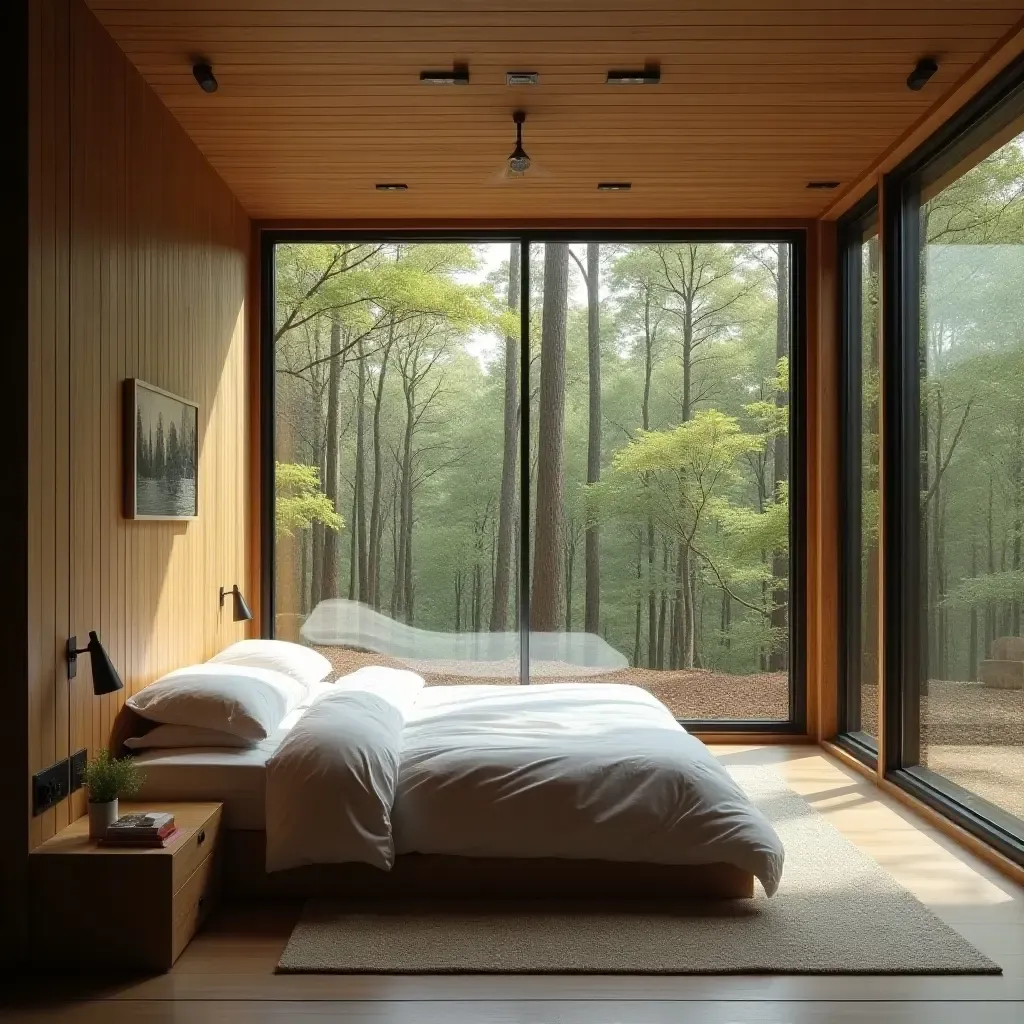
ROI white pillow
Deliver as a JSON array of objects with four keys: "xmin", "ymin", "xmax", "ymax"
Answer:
[
  {"xmin": 208, "ymin": 639, "xmax": 333, "ymax": 687},
  {"xmin": 124, "ymin": 724, "xmax": 255, "ymax": 751},
  {"xmin": 127, "ymin": 663, "xmax": 307, "ymax": 741}
]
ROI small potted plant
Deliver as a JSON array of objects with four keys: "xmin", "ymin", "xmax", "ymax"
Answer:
[{"xmin": 80, "ymin": 750, "xmax": 145, "ymax": 838}]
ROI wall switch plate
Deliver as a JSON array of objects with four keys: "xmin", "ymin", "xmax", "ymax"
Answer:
[
  {"xmin": 70, "ymin": 749, "xmax": 87, "ymax": 792},
  {"xmin": 33, "ymin": 758, "xmax": 70, "ymax": 816}
]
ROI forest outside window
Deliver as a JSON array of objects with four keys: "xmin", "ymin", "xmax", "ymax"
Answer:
[
  {"xmin": 886, "ymin": 63, "xmax": 1024, "ymax": 854},
  {"xmin": 838, "ymin": 198, "xmax": 880, "ymax": 759},
  {"xmin": 265, "ymin": 235, "xmax": 803, "ymax": 727}
]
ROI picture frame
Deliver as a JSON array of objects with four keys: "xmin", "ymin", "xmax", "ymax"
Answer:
[{"xmin": 123, "ymin": 379, "xmax": 199, "ymax": 521}]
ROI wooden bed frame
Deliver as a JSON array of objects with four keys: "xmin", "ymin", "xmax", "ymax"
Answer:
[{"xmin": 222, "ymin": 830, "xmax": 755, "ymax": 900}]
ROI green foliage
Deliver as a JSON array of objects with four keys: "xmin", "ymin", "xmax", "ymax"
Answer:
[
  {"xmin": 81, "ymin": 750, "xmax": 144, "ymax": 804},
  {"xmin": 943, "ymin": 570, "xmax": 1024, "ymax": 609},
  {"xmin": 275, "ymin": 462, "xmax": 343, "ymax": 538}
]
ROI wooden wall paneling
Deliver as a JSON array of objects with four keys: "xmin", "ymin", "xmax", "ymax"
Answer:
[
  {"xmin": 4, "ymin": 0, "xmax": 31, "ymax": 968},
  {"xmin": 27, "ymin": 0, "xmax": 252, "ymax": 848},
  {"xmin": 806, "ymin": 220, "xmax": 839, "ymax": 741},
  {"xmin": 28, "ymin": 0, "xmax": 73, "ymax": 851}
]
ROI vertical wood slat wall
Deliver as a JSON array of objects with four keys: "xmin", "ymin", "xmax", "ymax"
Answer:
[{"xmin": 28, "ymin": 0, "xmax": 253, "ymax": 849}]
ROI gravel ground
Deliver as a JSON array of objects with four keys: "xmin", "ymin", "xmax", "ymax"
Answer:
[{"xmin": 317, "ymin": 645, "xmax": 791, "ymax": 721}]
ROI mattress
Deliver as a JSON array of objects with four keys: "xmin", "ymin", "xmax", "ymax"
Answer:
[{"xmin": 131, "ymin": 725, "xmax": 285, "ymax": 830}]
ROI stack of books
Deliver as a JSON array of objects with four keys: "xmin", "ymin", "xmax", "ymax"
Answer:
[{"xmin": 101, "ymin": 811, "xmax": 180, "ymax": 848}]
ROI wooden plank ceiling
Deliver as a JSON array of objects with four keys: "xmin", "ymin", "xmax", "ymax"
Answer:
[{"xmin": 85, "ymin": 0, "xmax": 1024, "ymax": 221}]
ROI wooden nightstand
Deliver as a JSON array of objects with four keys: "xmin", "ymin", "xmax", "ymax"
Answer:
[{"xmin": 30, "ymin": 801, "xmax": 222, "ymax": 972}]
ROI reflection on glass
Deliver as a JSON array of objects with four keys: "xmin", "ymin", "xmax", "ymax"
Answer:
[
  {"xmin": 916, "ymin": 128, "xmax": 1024, "ymax": 825},
  {"xmin": 527, "ymin": 241, "xmax": 793, "ymax": 721},
  {"xmin": 273, "ymin": 241, "xmax": 522, "ymax": 681}
]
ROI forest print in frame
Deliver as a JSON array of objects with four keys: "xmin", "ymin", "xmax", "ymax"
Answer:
[{"xmin": 124, "ymin": 379, "xmax": 199, "ymax": 520}]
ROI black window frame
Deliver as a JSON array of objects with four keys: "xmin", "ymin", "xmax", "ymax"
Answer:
[
  {"xmin": 260, "ymin": 228, "xmax": 808, "ymax": 735},
  {"xmin": 837, "ymin": 193, "xmax": 881, "ymax": 766},
  {"xmin": 882, "ymin": 54, "xmax": 1024, "ymax": 863}
]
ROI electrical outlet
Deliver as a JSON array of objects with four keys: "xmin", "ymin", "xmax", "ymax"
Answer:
[
  {"xmin": 70, "ymin": 748, "xmax": 87, "ymax": 792},
  {"xmin": 32, "ymin": 759, "xmax": 70, "ymax": 815}
]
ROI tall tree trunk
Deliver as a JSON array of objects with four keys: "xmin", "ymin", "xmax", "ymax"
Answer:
[
  {"xmin": 656, "ymin": 539, "xmax": 668, "ymax": 669},
  {"xmin": 986, "ymin": 473, "xmax": 996, "ymax": 656},
  {"xmin": 1013, "ymin": 421, "xmax": 1023, "ymax": 635},
  {"xmin": 769, "ymin": 243, "xmax": 790, "ymax": 671},
  {"xmin": 348, "ymin": 482, "xmax": 358, "ymax": 600},
  {"xmin": 322, "ymin": 317, "xmax": 343, "ymax": 600},
  {"xmin": 969, "ymin": 538, "xmax": 978, "ymax": 680},
  {"xmin": 404, "ymin": 483, "xmax": 414, "ymax": 624},
  {"xmin": 584, "ymin": 242, "xmax": 602, "ymax": 634},
  {"xmin": 633, "ymin": 532, "xmax": 643, "ymax": 667},
  {"xmin": 367, "ymin": 325, "xmax": 393, "ymax": 610},
  {"xmin": 530, "ymin": 243, "xmax": 570, "ymax": 631},
  {"xmin": 564, "ymin": 533, "xmax": 575, "ymax": 633},
  {"xmin": 300, "ymin": 531, "xmax": 309, "ymax": 615},
  {"xmin": 454, "ymin": 571, "xmax": 463, "ymax": 631},
  {"xmin": 354, "ymin": 338, "xmax": 369, "ymax": 603},
  {"xmin": 642, "ymin": 289, "xmax": 657, "ymax": 667},
  {"xmin": 491, "ymin": 244, "xmax": 521, "ymax": 631},
  {"xmin": 394, "ymin": 393, "xmax": 414, "ymax": 620}
]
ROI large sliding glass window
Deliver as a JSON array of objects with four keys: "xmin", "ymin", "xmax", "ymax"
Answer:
[
  {"xmin": 264, "ymin": 234, "xmax": 803, "ymax": 729},
  {"xmin": 886, "ymin": 63, "xmax": 1024, "ymax": 856},
  {"xmin": 838, "ymin": 200, "xmax": 881, "ymax": 758}
]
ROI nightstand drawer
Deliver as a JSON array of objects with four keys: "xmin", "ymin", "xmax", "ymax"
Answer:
[
  {"xmin": 171, "ymin": 851, "xmax": 219, "ymax": 964},
  {"xmin": 170, "ymin": 805, "xmax": 221, "ymax": 891}
]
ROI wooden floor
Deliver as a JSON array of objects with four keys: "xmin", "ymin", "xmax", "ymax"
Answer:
[{"xmin": 7, "ymin": 745, "xmax": 1023, "ymax": 1022}]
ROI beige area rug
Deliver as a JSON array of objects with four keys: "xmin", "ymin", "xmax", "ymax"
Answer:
[{"xmin": 277, "ymin": 766, "xmax": 1000, "ymax": 975}]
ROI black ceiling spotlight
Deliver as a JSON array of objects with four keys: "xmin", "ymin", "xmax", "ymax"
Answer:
[
  {"xmin": 192, "ymin": 62, "xmax": 218, "ymax": 93},
  {"xmin": 806, "ymin": 181, "xmax": 840, "ymax": 190},
  {"xmin": 375, "ymin": 183, "xmax": 409, "ymax": 191},
  {"xmin": 907, "ymin": 57, "xmax": 939, "ymax": 91},
  {"xmin": 420, "ymin": 64, "xmax": 470, "ymax": 85},
  {"xmin": 597, "ymin": 182, "xmax": 632, "ymax": 191},
  {"xmin": 508, "ymin": 111, "xmax": 531, "ymax": 174},
  {"xmin": 607, "ymin": 64, "xmax": 660, "ymax": 85}
]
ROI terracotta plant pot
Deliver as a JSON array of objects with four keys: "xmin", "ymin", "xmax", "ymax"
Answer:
[{"xmin": 88, "ymin": 798, "xmax": 118, "ymax": 839}]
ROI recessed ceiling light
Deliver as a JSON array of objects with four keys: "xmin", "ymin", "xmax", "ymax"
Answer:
[
  {"xmin": 597, "ymin": 182, "xmax": 632, "ymax": 191},
  {"xmin": 192, "ymin": 62, "xmax": 218, "ymax": 93},
  {"xmin": 806, "ymin": 181, "xmax": 840, "ymax": 190},
  {"xmin": 420, "ymin": 65, "xmax": 470, "ymax": 85},
  {"xmin": 907, "ymin": 56, "xmax": 939, "ymax": 91},
  {"xmin": 607, "ymin": 66, "xmax": 660, "ymax": 85},
  {"xmin": 506, "ymin": 71, "xmax": 539, "ymax": 86},
  {"xmin": 375, "ymin": 183, "xmax": 408, "ymax": 191}
]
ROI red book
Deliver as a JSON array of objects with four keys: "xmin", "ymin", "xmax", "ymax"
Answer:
[{"xmin": 100, "ymin": 827, "xmax": 182, "ymax": 849}]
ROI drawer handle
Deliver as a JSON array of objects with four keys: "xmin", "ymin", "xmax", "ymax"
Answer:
[{"xmin": 197, "ymin": 829, "xmax": 206, "ymax": 845}]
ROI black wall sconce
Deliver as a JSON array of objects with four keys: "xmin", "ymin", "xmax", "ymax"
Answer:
[
  {"xmin": 66, "ymin": 632, "xmax": 124, "ymax": 695},
  {"xmin": 220, "ymin": 585, "xmax": 253, "ymax": 622}
]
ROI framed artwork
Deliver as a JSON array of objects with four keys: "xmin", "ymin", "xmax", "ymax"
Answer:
[{"xmin": 124, "ymin": 379, "xmax": 199, "ymax": 520}]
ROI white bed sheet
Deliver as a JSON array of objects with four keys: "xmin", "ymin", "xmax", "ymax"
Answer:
[{"xmin": 131, "ymin": 720, "xmax": 292, "ymax": 829}]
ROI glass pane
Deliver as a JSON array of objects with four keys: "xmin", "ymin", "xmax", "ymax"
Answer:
[
  {"xmin": 273, "ymin": 241, "xmax": 522, "ymax": 685},
  {"xmin": 856, "ymin": 223, "xmax": 881, "ymax": 742},
  {"xmin": 915, "ymin": 127, "xmax": 1024, "ymax": 826},
  {"xmin": 527, "ymin": 240, "xmax": 793, "ymax": 721}
]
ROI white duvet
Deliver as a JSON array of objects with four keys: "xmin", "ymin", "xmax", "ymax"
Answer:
[{"xmin": 264, "ymin": 676, "xmax": 785, "ymax": 896}]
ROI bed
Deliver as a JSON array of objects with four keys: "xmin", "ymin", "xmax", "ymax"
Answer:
[{"xmin": 130, "ymin": 676, "xmax": 784, "ymax": 901}]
